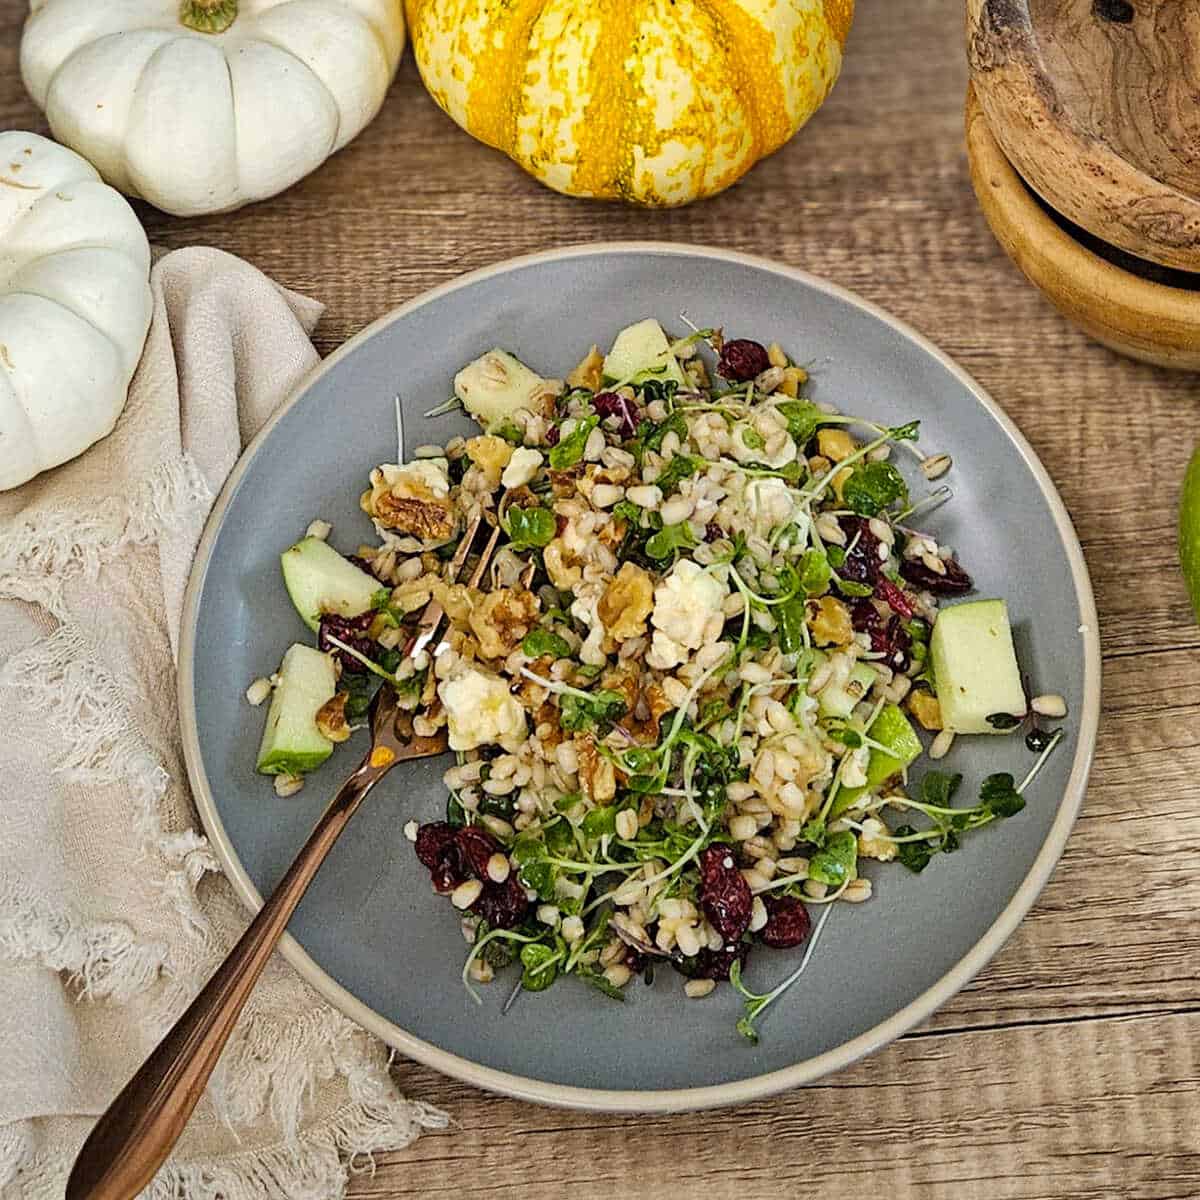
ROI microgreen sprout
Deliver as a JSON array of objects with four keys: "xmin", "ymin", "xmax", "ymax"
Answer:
[
  {"xmin": 895, "ymin": 484, "xmax": 953, "ymax": 523},
  {"xmin": 423, "ymin": 394, "xmax": 462, "ymax": 419},
  {"xmin": 323, "ymin": 635, "xmax": 403, "ymax": 686},
  {"xmin": 730, "ymin": 904, "xmax": 837, "ymax": 1042}
]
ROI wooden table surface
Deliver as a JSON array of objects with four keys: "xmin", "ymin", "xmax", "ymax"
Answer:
[{"xmin": 4, "ymin": 1, "xmax": 1199, "ymax": 1196}]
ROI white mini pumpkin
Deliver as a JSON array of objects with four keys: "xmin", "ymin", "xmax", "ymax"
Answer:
[
  {"xmin": 20, "ymin": 0, "xmax": 406, "ymax": 216},
  {"xmin": 0, "ymin": 132, "xmax": 152, "ymax": 492}
]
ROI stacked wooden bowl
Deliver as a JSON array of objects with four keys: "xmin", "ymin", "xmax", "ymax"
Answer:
[{"xmin": 966, "ymin": 0, "xmax": 1200, "ymax": 369}]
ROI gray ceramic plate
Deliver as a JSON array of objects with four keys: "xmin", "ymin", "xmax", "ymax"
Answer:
[{"xmin": 180, "ymin": 243, "xmax": 1100, "ymax": 1112}]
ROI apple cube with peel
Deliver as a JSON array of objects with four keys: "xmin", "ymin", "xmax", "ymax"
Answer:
[
  {"xmin": 931, "ymin": 599, "xmax": 1027, "ymax": 734},
  {"xmin": 256, "ymin": 644, "xmax": 337, "ymax": 776},
  {"xmin": 602, "ymin": 318, "xmax": 686, "ymax": 387},
  {"xmin": 281, "ymin": 536, "xmax": 380, "ymax": 633},
  {"xmin": 830, "ymin": 703, "xmax": 922, "ymax": 816}
]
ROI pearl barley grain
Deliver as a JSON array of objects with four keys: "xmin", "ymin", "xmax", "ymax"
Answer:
[
  {"xmin": 245, "ymin": 677, "xmax": 272, "ymax": 706},
  {"xmin": 675, "ymin": 923, "xmax": 701, "ymax": 957},
  {"xmin": 730, "ymin": 815, "xmax": 758, "ymax": 841},
  {"xmin": 584, "ymin": 427, "xmax": 606, "ymax": 462},
  {"xmin": 844, "ymin": 879, "xmax": 873, "ymax": 903},
  {"xmin": 615, "ymin": 809, "xmax": 638, "ymax": 840},
  {"xmin": 660, "ymin": 495, "xmax": 694, "ymax": 526},
  {"xmin": 1031, "ymin": 693, "xmax": 1068, "ymax": 719},
  {"xmin": 591, "ymin": 483, "xmax": 624, "ymax": 508},
  {"xmin": 930, "ymin": 729, "xmax": 955, "ymax": 759},
  {"xmin": 273, "ymin": 772, "xmax": 304, "ymax": 798},
  {"xmin": 685, "ymin": 978, "xmax": 717, "ymax": 999},
  {"xmin": 604, "ymin": 964, "xmax": 633, "ymax": 988},
  {"xmin": 626, "ymin": 484, "xmax": 662, "ymax": 510},
  {"xmin": 451, "ymin": 879, "xmax": 483, "ymax": 909},
  {"xmin": 921, "ymin": 453, "xmax": 952, "ymax": 480}
]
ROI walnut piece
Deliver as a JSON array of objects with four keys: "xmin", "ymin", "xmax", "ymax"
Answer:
[
  {"xmin": 597, "ymin": 562, "xmax": 654, "ymax": 641},
  {"xmin": 575, "ymin": 732, "xmax": 616, "ymax": 802},
  {"xmin": 817, "ymin": 428, "xmax": 857, "ymax": 462},
  {"xmin": 371, "ymin": 493, "xmax": 456, "ymax": 541},
  {"xmin": 465, "ymin": 435, "xmax": 514, "ymax": 487},
  {"xmin": 544, "ymin": 538, "xmax": 583, "ymax": 589},
  {"xmin": 567, "ymin": 344, "xmax": 605, "ymax": 392},
  {"xmin": 315, "ymin": 693, "xmax": 351, "ymax": 743},
  {"xmin": 906, "ymin": 689, "xmax": 943, "ymax": 731},
  {"xmin": 432, "ymin": 580, "xmax": 475, "ymax": 624},
  {"xmin": 468, "ymin": 587, "xmax": 540, "ymax": 660},
  {"xmin": 620, "ymin": 679, "xmax": 672, "ymax": 744},
  {"xmin": 808, "ymin": 596, "xmax": 854, "ymax": 647}
]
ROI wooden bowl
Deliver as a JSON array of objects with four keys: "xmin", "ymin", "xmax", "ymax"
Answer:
[
  {"xmin": 966, "ymin": 83, "xmax": 1200, "ymax": 369},
  {"xmin": 967, "ymin": 0, "xmax": 1200, "ymax": 272}
]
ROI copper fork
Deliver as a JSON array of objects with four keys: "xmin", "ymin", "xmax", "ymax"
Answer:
[{"xmin": 66, "ymin": 513, "xmax": 500, "ymax": 1200}]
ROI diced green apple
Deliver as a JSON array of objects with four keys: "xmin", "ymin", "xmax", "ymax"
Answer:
[
  {"xmin": 453, "ymin": 348, "xmax": 548, "ymax": 432},
  {"xmin": 817, "ymin": 657, "xmax": 880, "ymax": 721},
  {"xmin": 281, "ymin": 536, "xmax": 381, "ymax": 633},
  {"xmin": 602, "ymin": 318, "xmax": 686, "ymax": 387},
  {"xmin": 931, "ymin": 599, "xmax": 1027, "ymax": 734},
  {"xmin": 256, "ymin": 644, "xmax": 337, "ymax": 776},
  {"xmin": 830, "ymin": 704, "xmax": 922, "ymax": 817}
]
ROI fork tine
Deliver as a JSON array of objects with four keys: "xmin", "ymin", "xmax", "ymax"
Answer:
[
  {"xmin": 389, "ymin": 517, "xmax": 531, "ymax": 757},
  {"xmin": 368, "ymin": 672, "xmax": 403, "ymax": 741},
  {"xmin": 466, "ymin": 523, "xmax": 502, "ymax": 589},
  {"xmin": 444, "ymin": 511, "xmax": 485, "ymax": 584},
  {"xmin": 405, "ymin": 512, "xmax": 500, "ymax": 659}
]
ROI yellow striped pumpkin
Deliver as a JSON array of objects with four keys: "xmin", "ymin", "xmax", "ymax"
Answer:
[{"xmin": 404, "ymin": 0, "xmax": 853, "ymax": 206}]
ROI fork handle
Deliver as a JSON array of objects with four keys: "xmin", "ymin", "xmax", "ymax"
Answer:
[{"xmin": 66, "ymin": 757, "xmax": 389, "ymax": 1200}]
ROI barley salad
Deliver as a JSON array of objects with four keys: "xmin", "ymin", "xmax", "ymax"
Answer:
[{"xmin": 248, "ymin": 318, "xmax": 1067, "ymax": 1041}]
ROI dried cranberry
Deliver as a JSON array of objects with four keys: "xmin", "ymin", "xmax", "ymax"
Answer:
[
  {"xmin": 759, "ymin": 895, "xmax": 812, "ymax": 949},
  {"xmin": 849, "ymin": 598, "xmax": 882, "ymax": 636},
  {"xmin": 899, "ymin": 555, "xmax": 973, "ymax": 595},
  {"xmin": 717, "ymin": 339, "xmax": 770, "ymax": 382},
  {"xmin": 850, "ymin": 599, "xmax": 911, "ymax": 671},
  {"xmin": 415, "ymin": 821, "xmax": 455, "ymax": 868},
  {"xmin": 837, "ymin": 517, "xmax": 883, "ymax": 587},
  {"xmin": 347, "ymin": 555, "xmax": 385, "ymax": 581},
  {"xmin": 698, "ymin": 846, "xmax": 753, "ymax": 942},
  {"xmin": 676, "ymin": 941, "xmax": 749, "ymax": 981},
  {"xmin": 624, "ymin": 947, "xmax": 648, "ymax": 975},
  {"xmin": 880, "ymin": 616, "xmax": 912, "ymax": 671},
  {"xmin": 414, "ymin": 822, "xmax": 468, "ymax": 893},
  {"xmin": 545, "ymin": 424, "xmax": 560, "ymax": 446},
  {"xmin": 318, "ymin": 611, "xmax": 376, "ymax": 674},
  {"xmin": 471, "ymin": 873, "xmax": 530, "ymax": 929},
  {"xmin": 705, "ymin": 522, "xmax": 723, "ymax": 543},
  {"xmin": 875, "ymin": 577, "xmax": 916, "ymax": 620},
  {"xmin": 456, "ymin": 826, "xmax": 501, "ymax": 878},
  {"xmin": 593, "ymin": 391, "xmax": 640, "ymax": 440}
]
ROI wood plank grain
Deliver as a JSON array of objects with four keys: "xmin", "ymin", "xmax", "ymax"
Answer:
[
  {"xmin": 2, "ymin": 0, "xmax": 1198, "ymax": 1194},
  {"xmin": 359, "ymin": 1010, "xmax": 1200, "ymax": 1200},
  {"xmin": 905, "ymin": 642, "xmax": 1200, "ymax": 1033}
]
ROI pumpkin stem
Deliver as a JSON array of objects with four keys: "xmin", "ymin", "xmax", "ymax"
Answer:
[{"xmin": 179, "ymin": 0, "xmax": 238, "ymax": 33}]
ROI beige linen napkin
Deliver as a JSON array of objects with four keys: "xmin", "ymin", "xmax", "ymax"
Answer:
[{"xmin": 0, "ymin": 247, "xmax": 445, "ymax": 1199}]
